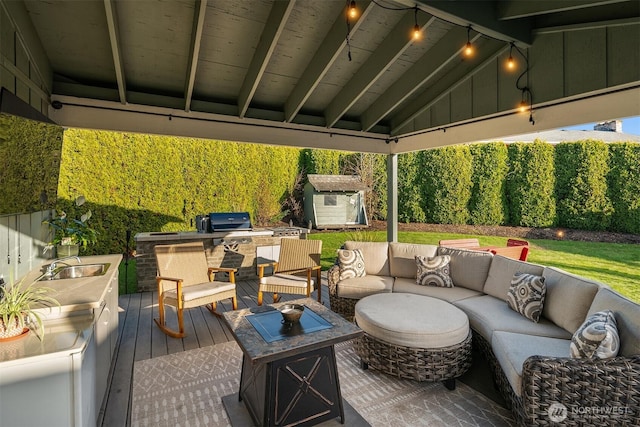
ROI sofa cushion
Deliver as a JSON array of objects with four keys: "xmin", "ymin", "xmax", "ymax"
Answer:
[
  {"xmin": 587, "ymin": 287, "xmax": 640, "ymax": 357},
  {"xmin": 506, "ymin": 273, "xmax": 546, "ymax": 322},
  {"xmin": 542, "ymin": 267, "xmax": 600, "ymax": 334},
  {"xmin": 454, "ymin": 295, "xmax": 571, "ymax": 342},
  {"xmin": 337, "ymin": 249, "xmax": 366, "ymax": 280},
  {"xmin": 344, "ymin": 241, "xmax": 390, "ymax": 276},
  {"xmin": 389, "ymin": 242, "xmax": 438, "ymax": 278},
  {"xmin": 416, "ymin": 255, "xmax": 453, "ymax": 287},
  {"xmin": 492, "ymin": 331, "xmax": 571, "ymax": 397},
  {"xmin": 483, "ymin": 255, "xmax": 544, "ymax": 302},
  {"xmin": 436, "ymin": 247, "xmax": 493, "ymax": 292},
  {"xmin": 570, "ymin": 310, "xmax": 620, "ymax": 359},
  {"xmin": 393, "ymin": 277, "xmax": 482, "ymax": 302},
  {"xmin": 335, "ymin": 275, "xmax": 394, "ymax": 299}
]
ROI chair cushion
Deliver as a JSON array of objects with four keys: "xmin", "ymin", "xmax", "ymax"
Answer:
[
  {"xmin": 389, "ymin": 242, "xmax": 438, "ymax": 278},
  {"xmin": 570, "ymin": 310, "xmax": 620, "ymax": 359},
  {"xmin": 436, "ymin": 247, "xmax": 493, "ymax": 292},
  {"xmin": 336, "ymin": 275, "xmax": 394, "ymax": 299},
  {"xmin": 506, "ymin": 273, "xmax": 546, "ymax": 322},
  {"xmin": 338, "ymin": 249, "xmax": 366, "ymax": 280},
  {"xmin": 542, "ymin": 267, "xmax": 601, "ymax": 334},
  {"xmin": 260, "ymin": 273, "xmax": 315, "ymax": 288},
  {"xmin": 393, "ymin": 277, "xmax": 482, "ymax": 302},
  {"xmin": 587, "ymin": 287, "xmax": 640, "ymax": 357},
  {"xmin": 454, "ymin": 295, "xmax": 571, "ymax": 343},
  {"xmin": 415, "ymin": 255, "xmax": 453, "ymax": 287},
  {"xmin": 344, "ymin": 241, "xmax": 390, "ymax": 276},
  {"xmin": 483, "ymin": 255, "xmax": 544, "ymax": 302},
  {"xmin": 492, "ymin": 331, "xmax": 571, "ymax": 397},
  {"xmin": 164, "ymin": 281, "xmax": 236, "ymax": 302}
]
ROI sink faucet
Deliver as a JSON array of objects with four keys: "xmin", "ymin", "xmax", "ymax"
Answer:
[{"xmin": 46, "ymin": 256, "xmax": 82, "ymax": 276}]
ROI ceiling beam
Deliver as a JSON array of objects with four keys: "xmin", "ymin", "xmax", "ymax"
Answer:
[
  {"xmin": 362, "ymin": 25, "xmax": 474, "ymax": 132},
  {"xmin": 103, "ymin": 0, "xmax": 127, "ymax": 105},
  {"xmin": 498, "ymin": 0, "xmax": 628, "ymax": 20},
  {"xmin": 325, "ymin": 11, "xmax": 437, "ymax": 129},
  {"xmin": 238, "ymin": 0, "xmax": 296, "ymax": 119},
  {"xmin": 415, "ymin": 0, "xmax": 533, "ymax": 46},
  {"xmin": 391, "ymin": 38, "xmax": 507, "ymax": 134},
  {"xmin": 184, "ymin": 0, "xmax": 207, "ymax": 113},
  {"xmin": 284, "ymin": 0, "xmax": 374, "ymax": 123}
]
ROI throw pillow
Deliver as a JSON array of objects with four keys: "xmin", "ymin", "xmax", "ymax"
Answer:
[
  {"xmin": 506, "ymin": 273, "xmax": 546, "ymax": 322},
  {"xmin": 570, "ymin": 310, "xmax": 620, "ymax": 359},
  {"xmin": 415, "ymin": 255, "xmax": 453, "ymax": 287},
  {"xmin": 338, "ymin": 249, "xmax": 366, "ymax": 280}
]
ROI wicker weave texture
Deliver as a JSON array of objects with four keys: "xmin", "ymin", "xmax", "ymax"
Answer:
[
  {"xmin": 356, "ymin": 331, "xmax": 472, "ymax": 382},
  {"xmin": 327, "ymin": 264, "xmax": 359, "ymax": 321}
]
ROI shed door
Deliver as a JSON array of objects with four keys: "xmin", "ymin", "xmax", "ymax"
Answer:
[{"xmin": 346, "ymin": 194, "xmax": 359, "ymax": 224}]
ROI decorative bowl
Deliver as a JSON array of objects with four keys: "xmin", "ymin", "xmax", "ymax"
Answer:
[{"xmin": 279, "ymin": 304, "xmax": 304, "ymax": 324}]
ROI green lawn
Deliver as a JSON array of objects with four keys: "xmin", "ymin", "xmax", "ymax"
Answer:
[{"xmin": 308, "ymin": 231, "xmax": 640, "ymax": 303}]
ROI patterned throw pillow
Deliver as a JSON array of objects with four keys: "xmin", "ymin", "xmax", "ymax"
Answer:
[
  {"xmin": 570, "ymin": 310, "xmax": 620, "ymax": 359},
  {"xmin": 506, "ymin": 273, "xmax": 546, "ymax": 322},
  {"xmin": 415, "ymin": 255, "xmax": 453, "ymax": 287},
  {"xmin": 338, "ymin": 249, "xmax": 366, "ymax": 280}
]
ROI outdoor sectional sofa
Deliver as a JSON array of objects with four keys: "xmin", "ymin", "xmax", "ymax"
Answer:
[{"xmin": 327, "ymin": 241, "xmax": 640, "ymax": 426}]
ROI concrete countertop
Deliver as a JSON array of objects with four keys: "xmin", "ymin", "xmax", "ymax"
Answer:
[{"xmin": 134, "ymin": 230, "xmax": 274, "ymax": 242}]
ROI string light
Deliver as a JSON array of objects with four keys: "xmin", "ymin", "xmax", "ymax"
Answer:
[
  {"xmin": 464, "ymin": 26, "xmax": 473, "ymax": 57},
  {"xmin": 506, "ymin": 43, "xmax": 516, "ymax": 70},
  {"xmin": 412, "ymin": 7, "xmax": 421, "ymax": 40},
  {"xmin": 348, "ymin": 1, "xmax": 358, "ymax": 19}
]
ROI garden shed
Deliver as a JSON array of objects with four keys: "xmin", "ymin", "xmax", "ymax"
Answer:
[{"xmin": 304, "ymin": 175, "xmax": 369, "ymax": 229}]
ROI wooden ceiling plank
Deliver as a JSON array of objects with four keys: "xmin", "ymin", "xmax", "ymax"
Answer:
[
  {"xmin": 103, "ymin": 0, "xmax": 126, "ymax": 104},
  {"xmin": 238, "ymin": 0, "xmax": 296, "ymax": 119},
  {"xmin": 184, "ymin": 0, "xmax": 207, "ymax": 112},
  {"xmin": 498, "ymin": 0, "xmax": 627, "ymax": 20}
]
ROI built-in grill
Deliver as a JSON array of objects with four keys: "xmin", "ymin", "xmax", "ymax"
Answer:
[{"xmin": 196, "ymin": 212, "xmax": 252, "ymax": 233}]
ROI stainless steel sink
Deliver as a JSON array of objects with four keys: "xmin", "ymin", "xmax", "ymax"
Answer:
[{"xmin": 41, "ymin": 263, "xmax": 111, "ymax": 280}]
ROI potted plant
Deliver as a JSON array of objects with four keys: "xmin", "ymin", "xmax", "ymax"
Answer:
[
  {"xmin": 0, "ymin": 276, "xmax": 59, "ymax": 341},
  {"xmin": 44, "ymin": 195, "xmax": 98, "ymax": 257}
]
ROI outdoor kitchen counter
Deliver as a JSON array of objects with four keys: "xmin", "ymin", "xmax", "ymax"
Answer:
[{"xmin": 135, "ymin": 229, "xmax": 274, "ymax": 242}]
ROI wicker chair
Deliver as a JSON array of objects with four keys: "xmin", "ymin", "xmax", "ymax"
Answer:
[
  {"xmin": 154, "ymin": 241, "xmax": 237, "ymax": 338},
  {"xmin": 257, "ymin": 238, "xmax": 322, "ymax": 306}
]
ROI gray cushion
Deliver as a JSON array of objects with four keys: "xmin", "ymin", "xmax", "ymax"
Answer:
[
  {"xmin": 338, "ymin": 248, "xmax": 366, "ymax": 280},
  {"xmin": 416, "ymin": 255, "xmax": 453, "ymax": 287},
  {"xmin": 506, "ymin": 273, "xmax": 546, "ymax": 322},
  {"xmin": 335, "ymin": 275, "xmax": 394, "ymax": 299},
  {"xmin": 389, "ymin": 242, "xmax": 438, "ymax": 278},
  {"xmin": 587, "ymin": 287, "xmax": 640, "ymax": 357},
  {"xmin": 344, "ymin": 241, "xmax": 390, "ymax": 276},
  {"xmin": 570, "ymin": 310, "xmax": 620, "ymax": 359},
  {"xmin": 483, "ymin": 256, "xmax": 544, "ymax": 302},
  {"xmin": 393, "ymin": 277, "xmax": 482, "ymax": 302},
  {"xmin": 542, "ymin": 267, "xmax": 600, "ymax": 334},
  {"xmin": 436, "ymin": 247, "xmax": 493, "ymax": 292},
  {"xmin": 454, "ymin": 295, "xmax": 571, "ymax": 342},
  {"xmin": 492, "ymin": 331, "xmax": 571, "ymax": 397}
]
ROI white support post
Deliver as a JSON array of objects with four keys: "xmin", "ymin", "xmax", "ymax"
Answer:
[{"xmin": 387, "ymin": 153, "xmax": 398, "ymax": 243}]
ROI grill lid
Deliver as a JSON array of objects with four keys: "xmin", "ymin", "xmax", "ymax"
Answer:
[{"xmin": 209, "ymin": 212, "xmax": 252, "ymax": 231}]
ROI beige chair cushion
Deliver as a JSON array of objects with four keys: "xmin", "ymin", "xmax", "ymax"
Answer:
[
  {"xmin": 344, "ymin": 241, "xmax": 390, "ymax": 276},
  {"xmin": 259, "ymin": 273, "xmax": 316, "ymax": 295},
  {"xmin": 393, "ymin": 277, "xmax": 482, "ymax": 302},
  {"xmin": 492, "ymin": 331, "xmax": 571, "ymax": 397},
  {"xmin": 164, "ymin": 281, "xmax": 236, "ymax": 302},
  {"xmin": 542, "ymin": 267, "xmax": 601, "ymax": 334},
  {"xmin": 336, "ymin": 275, "xmax": 394, "ymax": 299},
  {"xmin": 388, "ymin": 242, "xmax": 438, "ymax": 278},
  {"xmin": 587, "ymin": 287, "xmax": 640, "ymax": 357},
  {"xmin": 437, "ymin": 246, "xmax": 493, "ymax": 291},
  {"xmin": 355, "ymin": 293, "xmax": 469, "ymax": 348},
  {"xmin": 483, "ymin": 255, "xmax": 544, "ymax": 302},
  {"xmin": 454, "ymin": 295, "xmax": 571, "ymax": 342}
]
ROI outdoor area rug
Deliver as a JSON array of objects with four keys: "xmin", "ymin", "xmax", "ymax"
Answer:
[{"xmin": 131, "ymin": 340, "xmax": 514, "ymax": 427}]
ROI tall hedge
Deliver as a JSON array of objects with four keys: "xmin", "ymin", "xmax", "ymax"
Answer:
[
  {"xmin": 420, "ymin": 145, "xmax": 473, "ymax": 224},
  {"xmin": 468, "ymin": 143, "xmax": 509, "ymax": 225},
  {"xmin": 608, "ymin": 142, "xmax": 640, "ymax": 233},
  {"xmin": 398, "ymin": 152, "xmax": 426, "ymax": 223},
  {"xmin": 506, "ymin": 141, "xmax": 556, "ymax": 227},
  {"xmin": 299, "ymin": 149, "xmax": 343, "ymax": 175},
  {"xmin": 555, "ymin": 140, "xmax": 612, "ymax": 230}
]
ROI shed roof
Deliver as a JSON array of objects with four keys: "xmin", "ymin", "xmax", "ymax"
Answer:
[{"xmin": 307, "ymin": 175, "xmax": 369, "ymax": 192}]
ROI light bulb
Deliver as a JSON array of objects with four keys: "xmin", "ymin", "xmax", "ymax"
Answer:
[
  {"xmin": 349, "ymin": 1, "xmax": 357, "ymax": 19},
  {"xmin": 464, "ymin": 41, "xmax": 473, "ymax": 57},
  {"xmin": 412, "ymin": 24, "xmax": 421, "ymax": 40},
  {"xmin": 507, "ymin": 55, "xmax": 515, "ymax": 70},
  {"xmin": 518, "ymin": 101, "xmax": 528, "ymax": 113}
]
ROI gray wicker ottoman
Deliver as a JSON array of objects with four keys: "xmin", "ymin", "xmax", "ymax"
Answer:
[{"xmin": 354, "ymin": 293, "xmax": 472, "ymax": 390}]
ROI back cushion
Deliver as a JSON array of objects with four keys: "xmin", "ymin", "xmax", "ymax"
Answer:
[
  {"xmin": 483, "ymin": 255, "xmax": 544, "ymax": 302},
  {"xmin": 542, "ymin": 267, "xmax": 601, "ymax": 333},
  {"xmin": 344, "ymin": 241, "xmax": 390, "ymax": 276},
  {"xmin": 436, "ymin": 247, "xmax": 493, "ymax": 291},
  {"xmin": 389, "ymin": 242, "xmax": 438, "ymax": 278},
  {"xmin": 587, "ymin": 287, "xmax": 640, "ymax": 357}
]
